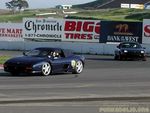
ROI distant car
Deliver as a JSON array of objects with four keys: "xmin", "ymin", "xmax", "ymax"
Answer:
[
  {"xmin": 114, "ymin": 42, "xmax": 146, "ymax": 61},
  {"xmin": 4, "ymin": 47, "xmax": 85, "ymax": 76}
]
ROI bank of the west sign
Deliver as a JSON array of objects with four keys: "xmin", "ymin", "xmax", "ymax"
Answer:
[{"xmin": 100, "ymin": 21, "xmax": 142, "ymax": 43}]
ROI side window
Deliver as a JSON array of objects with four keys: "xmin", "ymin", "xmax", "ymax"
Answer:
[
  {"xmin": 53, "ymin": 50, "xmax": 65, "ymax": 58},
  {"xmin": 121, "ymin": 44, "xmax": 126, "ymax": 48},
  {"xmin": 60, "ymin": 51, "xmax": 65, "ymax": 57}
]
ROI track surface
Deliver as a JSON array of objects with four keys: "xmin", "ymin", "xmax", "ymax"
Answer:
[
  {"xmin": 0, "ymin": 53, "xmax": 150, "ymax": 100},
  {"xmin": 1, "ymin": 52, "xmax": 150, "ymax": 113}
]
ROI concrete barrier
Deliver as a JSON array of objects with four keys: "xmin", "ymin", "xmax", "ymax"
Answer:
[{"xmin": 0, "ymin": 41, "xmax": 149, "ymax": 55}]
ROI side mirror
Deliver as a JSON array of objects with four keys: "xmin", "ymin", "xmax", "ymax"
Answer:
[
  {"xmin": 143, "ymin": 47, "xmax": 146, "ymax": 49},
  {"xmin": 48, "ymin": 55, "xmax": 55, "ymax": 60},
  {"xmin": 48, "ymin": 55, "xmax": 53, "ymax": 59}
]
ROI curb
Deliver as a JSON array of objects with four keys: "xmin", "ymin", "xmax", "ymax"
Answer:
[{"xmin": 1, "ymin": 96, "xmax": 150, "ymax": 104}]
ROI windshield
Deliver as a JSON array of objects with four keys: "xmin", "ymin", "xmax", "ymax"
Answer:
[
  {"xmin": 120, "ymin": 43, "xmax": 141, "ymax": 48},
  {"xmin": 25, "ymin": 49, "xmax": 50, "ymax": 57}
]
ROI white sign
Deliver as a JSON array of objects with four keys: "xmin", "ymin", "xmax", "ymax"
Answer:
[
  {"xmin": 130, "ymin": 4, "xmax": 144, "ymax": 9},
  {"xmin": 143, "ymin": 19, "xmax": 150, "ymax": 44},
  {"xmin": 0, "ymin": 23, "xmax": 23, "ymax": 41},
  {"xmin": 62, "ymin": 19, "xmax": 100, "ymax": 42},
  {"xmin": 121, "ymin": 3, "xmax": 130, "ymax": 8},
  {"xmin": 23, "ymin": 18, "xmax": 63, "ymax": 40}
]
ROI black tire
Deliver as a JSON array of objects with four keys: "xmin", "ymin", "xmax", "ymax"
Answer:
[
  {"xmin": 118, "ymin": 54, "xmax": 123, "ymax": 61},
  {"xmin": 114, "ymin": 55, "xmax": 118, "ymax": 60},
  {"xmin": 142, "ymin": 57, "xmax": 147, "ymax": 61},
  {"xmin": 72, "ymin": 60, "xmax": 84, "ymax": 74},
  {"xmin": 41, "ymin": 62, "xmax": 52, "ymax": 76}
]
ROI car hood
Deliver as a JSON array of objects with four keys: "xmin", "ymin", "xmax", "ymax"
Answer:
[{"xmin": 5, "ymin": 56, "xmax": 48, "ymax": 65}]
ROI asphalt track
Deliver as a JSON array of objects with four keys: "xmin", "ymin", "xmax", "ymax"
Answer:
[{"xmin": 0, "ymin": 51, "xmax": 150, "ymax": 104}]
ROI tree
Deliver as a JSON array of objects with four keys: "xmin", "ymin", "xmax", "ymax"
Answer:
[
  {"xmin": 6, "ymin": 0, "xmax": 29, "ymax": 13},
  {"xmin": 18, "ymin": 0, "xmax": 29, "ymax": 11}
]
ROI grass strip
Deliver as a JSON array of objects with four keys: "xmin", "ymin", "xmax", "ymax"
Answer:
[{"xmin": 0, "ymin": 56, "xmax": 11, "ymax": 64}]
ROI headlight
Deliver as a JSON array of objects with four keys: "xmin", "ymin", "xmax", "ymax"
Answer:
[
  {"xmin": 141, "ymin": 50, "xmax": 145, "ymax": 54},
  {"xmin": 71, "ymin": 60, "xmax": 76, "ymax": 68},
  {"xmin": 124, "ymin": 50, "xmax": 128, "ymax": 53}
]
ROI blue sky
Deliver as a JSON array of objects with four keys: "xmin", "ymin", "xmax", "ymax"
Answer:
[{"xmin": 0, "ymin": 0, "xmax": 95, "ymax": 9}]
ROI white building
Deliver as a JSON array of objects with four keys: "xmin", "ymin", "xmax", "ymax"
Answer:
[{"xmin": 56, "ymin": 5, "xmax": 72, "ymax": 9}]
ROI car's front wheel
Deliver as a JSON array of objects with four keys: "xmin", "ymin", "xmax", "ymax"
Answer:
[
  {"xmin": 142, "ymin": 56, "xmax": 147, "ymax": 61},
  {"xmin": 73, "ymin": 60, "xmax": 84, "ymax": 74},
  {"xmin": 118, "ymin": 53, "xmax": 123, "ymax": 60},
  {"xmin": 41, "ymin": 62, "xmax": 51, "ymax": 76},
  {"xmin": 114, "ymin": 54, "xmax": 119, "ymax": 60}
]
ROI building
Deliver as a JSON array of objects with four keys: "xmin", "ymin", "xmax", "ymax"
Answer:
[{"xmin": 56, "ymin": 5, "xmax": 72, "ymax": 9}]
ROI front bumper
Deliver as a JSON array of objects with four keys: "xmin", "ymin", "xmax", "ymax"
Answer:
[
  {"xmin": 121, "ymin": 52, "xmax": 146, "ymax": 59},
  {"xmin": 4, "ymin": 64, "xmax": 41, "ymax": 74}
]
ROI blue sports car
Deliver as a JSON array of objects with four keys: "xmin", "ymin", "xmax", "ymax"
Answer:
[
  {"xmin": 4, "ymin": 47, "xmax": 85, "ymax": 76},
  {"xmin": 114, "ymin": 42, "xmax": 146, "ymax": 61}
]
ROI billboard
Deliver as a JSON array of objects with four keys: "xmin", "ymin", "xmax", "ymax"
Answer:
[
  {"xmin": 143, "ymin": 19, "xmax": 150, "ymax": 44},
  {"xmin": 23, "ymin": 18, "xmax": 63, "ymax": 40},
  {"xmin": 0, "ymin": 23, "xmax": 23, "ymax": 41},
  {"xmin": 62, "ymin": 19, "xmax": 100, "ymax": 43},
  {"xmin": 100, "ymin": 21, "xmax": 142, "ymax": 43}
]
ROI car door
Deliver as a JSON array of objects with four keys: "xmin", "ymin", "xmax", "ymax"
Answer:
[
  {"xmin": 52, "ymin": 57, "xmax": 64, "ymax": 72},
  {"xmin": 50, "ymin": 50, "xmax": 69, "ymax": 72},
  {"xmin": 60, "ymin": 50, "xmax": 74, "ymax": 71},
  {"xmin": 52, "ymin": 49, "xmax": 75, "ymax": 73}
]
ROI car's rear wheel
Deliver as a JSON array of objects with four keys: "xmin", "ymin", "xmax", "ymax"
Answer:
[
  {"xmin": 41, "ymin": 62, "xmax": 51, "ymax": 76},
  {"xmin": 73, "ymin": 60, "xmax": 84, "ymax": 74}
]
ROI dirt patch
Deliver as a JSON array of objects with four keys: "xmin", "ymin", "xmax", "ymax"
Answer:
[{"xmin": 0, "ymin": 9, "xmax": 10, "ymax": 15}]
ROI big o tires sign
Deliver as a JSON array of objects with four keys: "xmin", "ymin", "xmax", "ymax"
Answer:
[{"xmin": 62, "ymin": 19, "xmax": 100, "ymax": 43}]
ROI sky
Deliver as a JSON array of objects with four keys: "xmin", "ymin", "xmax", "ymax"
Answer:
[{"xmin": 0, "ymin": 0, "xmax": 95, "ymax": 9}]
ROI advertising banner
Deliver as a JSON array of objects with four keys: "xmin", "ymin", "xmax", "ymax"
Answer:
[
  {"xmin": 100, "ymin": 21, "xmax": 142, "ymax": 43},
  {"xmin": 143, "ymin": 19, "xmax": 150, "ymax": 44},
  {"xmin": 0, "ymin": 23, "xmax": 23, "ymax": 41},
  {"xmin": 121, "ymin": 3, "xmax": 130, "ymax": 8},
  {"xmin": 130, "ymin": 4, "xmax": 144, "ymax": 9},
  {"xmin": 23, "ymin": 18, "xmax": 63, "ymax": 40},
  {"xmin": 62, "ymin": 19, "xmax": 100, "ymax": 43}
]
